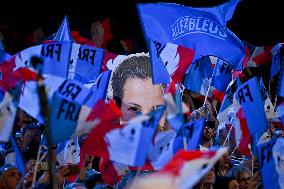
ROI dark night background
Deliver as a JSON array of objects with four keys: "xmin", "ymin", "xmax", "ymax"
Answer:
[{"xmin": 0, "ymin": 0, "xmax": 283, "ymax": 53}]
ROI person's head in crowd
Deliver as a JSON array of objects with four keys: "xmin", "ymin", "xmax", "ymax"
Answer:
[
  {"xmin": 111, "ymin": 53, "xmax": 165, "ymax": 126},
  {"xmin": 126, "ymin": 174, "xmax": 176, "ymax": 189},
  {"xmin": 15, "ymin": 122, "xmax": 41, "ymax": 161},
  {"xmin": 0, "ymin": 164, "xmax": 22, "ymax": 189},
  {"xmin": 215, "ymin": 152, "xmax": 231, "ymax": 177},
  {"xmin": 213, "ymin": 176, "xmax": 239, "ymax": 189},
  {"xmin": 64, "ymin": 182, "xmax": 87, "ymax": 189},
  {"xmin": 197, "ymin": 168, "xmax": 216, "ymax": 189},
  {"xmin": 228, "ymin": 166, "xmax": 251, "ymax": 189}
]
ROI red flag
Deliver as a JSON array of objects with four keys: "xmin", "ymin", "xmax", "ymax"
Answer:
[{"xmin": 80, "ymin": 100, "xmax": 122, "ymax": 158}]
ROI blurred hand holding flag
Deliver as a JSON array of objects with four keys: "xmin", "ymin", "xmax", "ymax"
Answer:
[{"xmin": 137, "ymin": 0, "xmax": 246, "ymax": 70}]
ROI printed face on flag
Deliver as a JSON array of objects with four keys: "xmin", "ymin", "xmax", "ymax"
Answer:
[
  {"xmin": 137, "ymin": 0, "xmax": 246, "ymax": 70},
  {"xmin": 109, "ymin": 54, "xmax": 165, "ymax": 126}
]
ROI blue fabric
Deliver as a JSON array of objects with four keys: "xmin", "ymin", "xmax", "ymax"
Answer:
[
  {"xmin": 212, "ymin": 59, "xmax": 232, "ymax": 91},
  {"xmin": 137, "ymin": 0, "xmax": 245, "ymax": 70}
]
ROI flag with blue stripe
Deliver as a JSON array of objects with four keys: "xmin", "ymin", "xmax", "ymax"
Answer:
[{"xmin": 137, "ymin": 0, "xmax": 246, "ymax": 70}]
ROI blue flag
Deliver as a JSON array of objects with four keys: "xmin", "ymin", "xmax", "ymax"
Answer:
[
  {"xmin": 68, "ymin": 43, "xmax": 104, "ymax": 83},
  {"xmin": 53, "ymin": 15, "xmax": 73, "ymax": 41},
  {"xmin": 50, "ymin": 79, "xmax": 93, "ymax": 143},
  {"xmin": 277, "ymin": 102, "xmax": 284, "ymax": 125},
  {"xmin": 174, "ymin": 118, "xmax": 206, "ymax": 151},
  {"xmin": 10, "ymin": 136, "xmax": 26, "ymax": 175},
  {"xmin": 277, "ymin": 58, "xmax": 284, "ymax": 97},
  {"xmin": 184, "ymin": 56, "xmax": 213, "ymax": 95},
  {"xmin": 212, "ymin": 59, "xmax": 232, "ymax": 91},
  {"xmin": 257, "ymin": 138, "xmax": 284, "ymax": 189},
  {"xmin": 0, "ymin": 49, "xmax": 11, "ymax": 63},
  {"xmin": 85, "ymin": 70, "xmax": 112, "ymax": 108},
  {"xmin": 137, "ymin": 0, "xmax": 246, "ymax": 70},
  {"xmin": 106, "ymin": 106, "xmax": 165, "ymax": 166},
  {"xmin": 235, "ymin": 77, "xmax": 268, "ymax": 142},
  {"xmin": 270, "ymin": 43, "xmax": 283, "ymax": 80}
]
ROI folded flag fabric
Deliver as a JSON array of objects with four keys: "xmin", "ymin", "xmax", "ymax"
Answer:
[
  {"xmin": 105, "ymin": 106, "xmax": 165, "ymax": 166},
  {"xmin": 211, "ymin": 59, "xmax": 232, "ymax": 92},
  {"xmin": 158, "ymin": 147, "xmax": 227, "ymax": 189},
  {"xmin": 149, "ymin": 40, "xmax": 194, "ymax": 84},
  {"xmin": 246, "ymin": 46, "xmax": 273, "ymax": 67},
  {"xmin": 56, "ymin": 137, "xmax": 80, "ymax": 166},
  {"xmin": 257, "ymin": 138, "xmax": 284, "ymax": 189},
  {"xmin": 137, "ymin": 0, "xmax": 246, "ymax": 70},
  {"xmin": 68, "ymin": 43, "xmax": 104, "ymax": 83},
  {"xmin": 235, "ymin": 77, "xmax": 268, "ymax": 143},
  {"xmin": 80, "ymin": 100, "xmax": 122, "ymax": 158},
  {"xmin": 53, "ymin": 15, "xmax": 73, "ymax": 42}
]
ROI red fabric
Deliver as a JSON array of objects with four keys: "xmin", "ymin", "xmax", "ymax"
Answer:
[
  {"xmin": 80, "ymin": 100, "xmax": 122, "ymax": 158},
  {"xmin": 212, "ymin": 89, "xmax": 225, "ymax": 104},
  {"xmin": 237, "ymin": 108, "xmax": 252, "ymax": 157},
  {"xmin": 102, "ymin": 51, "xmax": 118, "ymax": 72},
  {"xmin": 161, "ymin": 150, "xmax": 216, "ymax": 177},
  {"xmin": 252, "ymin": 46, "xmax": 273, "ymax": 66},
  {"xmin": 71, "ymin": 31, "xmax": 96, "ymax": 47},
  {"xmin": 100, "ymin": 18, "xmax": 113, "ymax": 48},
  {"xmin": 171, "ymin": 45, "xmax": 195, "ymax": 84},
  {"xmin": 99, "ymin": 158, "xmax": 122, "ymax": 186}
]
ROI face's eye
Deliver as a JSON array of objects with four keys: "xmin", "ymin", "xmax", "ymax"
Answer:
[{"xmin": 128, "ymin": 106, "xmax": 141, "ymax": 113}]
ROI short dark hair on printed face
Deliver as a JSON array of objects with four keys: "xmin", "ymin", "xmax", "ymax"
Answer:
[{"xmin": 111, "ymin": 55, "xmax": 152, "ymax": 106}]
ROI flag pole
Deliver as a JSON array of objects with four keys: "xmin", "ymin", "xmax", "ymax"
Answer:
[{"xmin": 31, "ymin": 56, "xmax": 58, "ymax": 189}]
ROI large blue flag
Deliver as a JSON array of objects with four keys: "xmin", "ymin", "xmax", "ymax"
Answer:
[
  {"xmin": 257, "ymin": 138, "xmax": 284, "ymax": 189},
  {"xmin": 137, "ymin": 0, "xmax": 246, "ymax": 70},
  {"xmin": 235, "ymin": 77, "xmax": 268, "ymax": 142},
  {"xmin": 211, "ymin": 59, "xmax": 232, "ymax": 91},
  {"xmin": 68, "ymin": 43, "xmax": 104, "ymax": 83},
  {"xmin": 53, "ymin": 15, "xmax": 73, "ymax": 41}
]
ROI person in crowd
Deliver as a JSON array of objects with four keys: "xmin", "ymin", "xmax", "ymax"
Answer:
[
  {"xmin": 0, "ymin": 164, "xmax": 22, "ymax": 189},
  {"xmin": 214, "ymin": 152, "xmax": 232, "ymax": 178},
  {"xmin": 213, "ymin": 176, "xmax": 239, "ymax": 189}
]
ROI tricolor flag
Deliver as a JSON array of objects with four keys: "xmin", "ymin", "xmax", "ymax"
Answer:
[
  {"xmin": 246, "ymin": 45, "xmax": 273, "ymax": 67},
  {"xmin": 257, "ymin": 138, "xmax": 284, "ymax": 189},
  {"xmin": 158, "ymin": 148, "xmax": 227, "ymax": 189},
  {"xmin": 53, "ymin": 15, "xmax": 73, "ymax": 42},
  {"xmin": 68, "ymin": 43, "xmax": 104, "ymax": 83},
  {"xmin": 235, "ymin": 77, "xmax": 268, "ymax": 142},
  {"xmin": 105, "ymin": 106, "xmax": 165, "ymax": 166},
  {"xmin": 137, "ymin": 0, "xmax": 246, "ymax": 70},
  {"xmin": 148, "ymin": 40, "xmax": 194, "ymax": 84}
]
